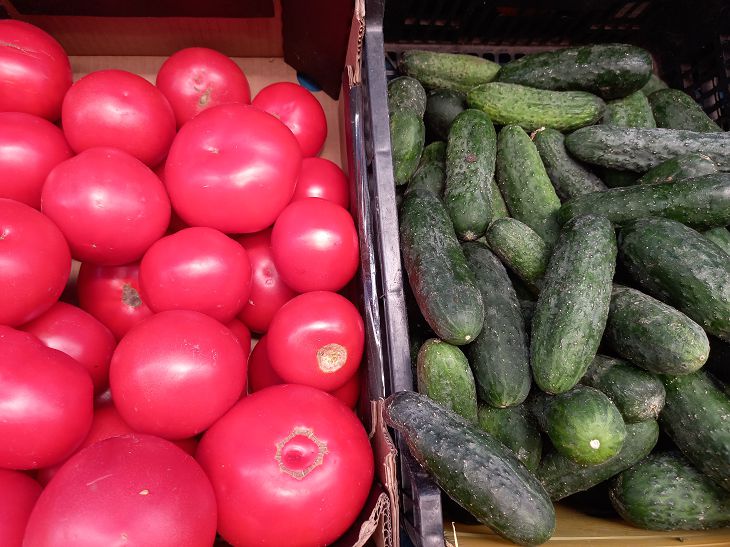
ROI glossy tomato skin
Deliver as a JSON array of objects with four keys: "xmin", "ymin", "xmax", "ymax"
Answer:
[
  {"xmin": 110, "ymin": 310, "xmax": 246, "ymax": 439},
  {"xmin": 0, "ymin": 20, "xmax": 72, "ymax": 120},
  {"xmin": 140, "ymin": 227, "xmax": 252, "ymax": 323},
  {"xmin": 165, "ymin": 103, "xmax": 302, "ymax": 233},
  {"xmin": 197, "ymin": 384, "xmax": 373, "ymax": 546},
  {"xmin": 252, "ymin": 81, "xmax": 327, "ymax": 157},
  {"xmin": 267, "ymin": 291, "xmax": 364, "ymax": 391},
  {"xmin": 0, "ymin": 199, "xmax": 71, "ymax": 327},
  {"xmin": 226, "ymin": 318, "xmax": 252, "ymax": 354},
  {"xmin": 330, "ymin": 367, "xmax": 361, "ymax": 409},
  {"xmin": 62, "ymin": 69, "xmax": 176, "ymax": 166},
  {"xmin": 292, "ymin": 156, "xmax": 350, "ymax": 209},
  {"xmin": 271, "ymin": 198, "xmax": 359, "ymax": 293},
  {"xmin": 156, "ymin": 47, "xmax": 251, "ymax": 128},
  {"xmin": 25, "ymin": 434, "xmax": 217, "ymax": 547},
  {"xmin": 246, "ymin": 336, "xmax": 282, "ymax": 393},
  {"xmin": 0, "ymin": 469, "xmax": 42, "ymax": 547}
]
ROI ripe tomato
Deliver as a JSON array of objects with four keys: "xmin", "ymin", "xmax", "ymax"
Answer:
[
  {"xmin": 0, "ymin": 469, "xmax": 42, "ymax": 547},
  {"xmin": 252, "ymin": 81, "xmax": 327, "ymax": 157},
  {"xmin": 25, "ymin": 434, "xmax": 217, "ymax": 547},
  {"xmin": 61, "ymin": 69, "xmax": 176, "ymax": 166},
  {"xmin": 140, "ymin": 227, "xmax": 252, "ymax": 323},
  {"xmin": 165, "ymin": 103, "xmax": 302, "ymax": 233},
  {"xmin": 330, "ymin": 367, "xmax": 362, "ymax": 409},
  {"xmin": 267, "ymin": 291, "xmax": 364, "ymax": 391},
  {"xmin": 42, "ymin": 148, "xmax": 171, "ymax": 265},
  {"xmin": 156, "ymin": 47, "xmax": 251, "ymax": 128},
  {"xmin": 246, "ymin": 336, "xmax": 282, "ymax": 393},
  {"xmin": 0, "ymin": 20, "xmax": 72, "ymax": 121},
  {"xmin": 110, "ymin": 310, "xmax": 246, "ymax": 439},
  {"xmin": 0, "ymin": 199, "xmax": 71, "ymax": 327},
  {"xmin": 197, "ymin": 384, "xmax": 373, "ymax": 546},
  {"xmin": 292, "ymin": 157, "xmax": 350, "ymax": 209},
  {"xmin": 271, "ymin": 198, "xmax": 359, "ymax": 293},
  {"xmin": 226, "ymin": 318, "xmax": 252, "ymax": 354}
]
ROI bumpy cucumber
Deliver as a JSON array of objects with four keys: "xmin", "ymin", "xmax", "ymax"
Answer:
[
  {"xmin": 425, "ymin": 89, "xmax": 466, "ymax": 141},
  {"xmin": 603, "ymin": 91, "xmax": 656, "ymax": 128},
  {"xmin": 388, "ymin": 76, "xmax": 427, "ymax": 117},
  {"xmin": 649, "ymin": 88, "xmax": 723, "ymax": 133},
  {"xmin": 485, "ymin": 217, "xmax": 549, "ymax": 292},
  {"xmin": 419, "ymin": 141, "xmax": 446, "ymax": 167},
  {"xmin": 399, "ymin": 50, "xmax": 500, "ymax": 94},
  {"xmin": 406, "ymin": 160, "xmax": 445, "ymax": 198},
  {"xmin": 704, "ymin": 226, "xmax": 730, "ymax": 255},
  {"xmin": 637, "ymin": 152, "xmax": 717, "ymax": 184},
  {"xmin": 477, "ymin": 404, "xmax": 542, "ymax": 472},
  {"xmin": 640, "ymin": 73, "xmax": 668, "ymax": 97},
  {"xmin": 390, "ymin": 109, "xmax": 425, "ymax": 186}
]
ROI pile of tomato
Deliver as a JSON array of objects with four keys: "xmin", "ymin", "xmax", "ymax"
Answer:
[{"xmin": 0, "ymin": 19, "xmax": 375, "ymax": 547}]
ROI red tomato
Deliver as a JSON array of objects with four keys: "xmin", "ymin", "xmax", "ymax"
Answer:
[
  {"xmin": 226, "ymin": 318, "xmax": 252, "ymax": 354},
  {"xmin": 25, "ymin": 434, "xmax": 217, "ymax": 547},
  {"xmin": 271, "ymin": 198, "xmax": 359, "ymax": 293},
  {"xmin": 252, "ymin": 81, "xmax": 327, "ymax": 157},
  {"xmin": 0, "ymin": 326, "xmax": 93, "ymax": 469},
  {"xmin": 246, "ymin": 336, "xmax": 282, "ymax": 393},
  {"xmin": 76, "ymin": 261, "xmax": 153, "ymax": 340},
  {"xmin": 237, "ymin": 228, "xmax": 297, "ymax": 333},
  {"xmin": 165, "ymin": 103, "xmax": 302, "ymax": 233},
  {"xmin": 61, "ymin": 70, "xmax": 176, "ymax": 166},
  {"xmin": 292, "ymin": 157, "xmax": 350, "ymax": 209},
  {"xmin": 0, "ymin": 112, "xmax": 72, "ymax": 209},
  {"xmin": 197, "ymin": 384, "xmax": 373, "ymax": 546},
  {"xmin": 156, "ymin": 47, "xmax": 251, "ymax": 128},
  {"xmin": 330, "ymin": 367, "xmax": 362, "ymax": 409},
  {"xmin": 42, "ymin": 148, "xmax": 171, "ymax": 265},
  {"xmin": 0, "ymin": 199, "xmax": 71, "ymax": 327},
  {"xmin": 173, "ymin": 436, "xmax": 200, "ymax": 457},
  {"xmin": 140, "ymin": 227, "xmax": 252, "ymax": 323},
  {"xmin": 267, "ymin": 291, "xmax": 364, "ymax": 391},
  {"xmin": 110, "ymin": 310, "xmax": 246, "ymax": 439},
  {"xmin": 0, "ymin": 469, "xmax": 42, "ymax": 547},
  {"xmin": 0, "ymin": 20, "xmax": 71, "ymax": 121}
]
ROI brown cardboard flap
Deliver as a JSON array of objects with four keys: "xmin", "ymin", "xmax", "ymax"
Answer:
[
  {"xmin": 345, "ymin": 0, "xmax": 365, "ymax": 87},
  {"xmin": 370, "ymin": 399, "xmax": 400, "ymax": 547}
]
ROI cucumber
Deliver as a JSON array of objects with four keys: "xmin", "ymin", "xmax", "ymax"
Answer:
[
  {"xmin": 610, "ymin": 451, "xmax": 730, "ymax": 530},
  {"xmin": 405, "ymin": 160, "xmax": 445, "ymax": 198},
  {"xmin": 601, "ymin": 170, "xmax": 639, "ymax": 188},
  {"xmin": 485, "ymin": 217, "xmax": 549, "ymax": 292},
  {"xmin": 388, "ymin": 76, "xmax": 427, "ymax": 117},
  {"xmin": 419, "ymin": 141, "xmax": 446, "ymax": 167},
  {"xmin": 603, "ymin": 91, "xmax": 656, "ymax": 128},
  {"xmin": 425, "ymin": 89, "xmax": 465, "ymax": 142},
  {"xmin": 649, "ymin": 88, "xmax": 723, "ymax": 133},
  {"xmin": 468, "ymin": 83, "xmax": 605, "ymax": 132},
  {"xmin": 445, "ymin": 109, "xmax": 504, "ymax": 240},
  {"xmin": 477, "ymin": 404, "xmax": 542, "ymax": 472},
  {"xmin": 659, "ymin": 371, "xmax": 730, "ymax": 492},
  {"xmin": 519, "ymin": 299, "xmax": 536, "ymax": 327},
  {"xmin": 619, "ymin": 217, "xmax": 730, "ymax": 342},
  {"xmin": 416, "ymin": 338, "xmax": 478, "ymax": 422},
  {"xmin": 496, "ymin": 44, "xmax": 652, "ymax": 100},
  {"xmin": 565, "ymin": 125, "xmax": 730, "ymax": 172},
  {"xmin": 462, "ymin": 242, "xmax": 531, "ymax": 408},
  {"xmin": 495, "ymin": 125, "xmax": 561, "ymax": 246},
  {"xmin": 538, "ymin": 419, "xmax": 658, "ymax": 501},
  {"xmin": 581, "ymin": 355, "xmax": 665, "ymax": 423},
  {"xmin": 531, "ymin": 215, "xmax": 617, "ymax": 394},
  {"xmin": 390, "ymin": 109, "xmax": 425, "ymax": 186},
  {"xmin": 639, "ymin": 73, "xmax": 668, "ymax": 97},
  {"xmin": 533, "ymin": 127, "xmax": 607, "ymax": 201},
  {"xmin": 383, "ymin": 390, "xmax": 556, "ymax": 546},
  {"xmin": 704, "ymin": 226, "xmax": 730, "ymax": 255},
  {"xmin": 637, "ymin": 152, "xmax": 718, "ymax": 184},
  {"xmin": 557, "ymin": 173, "xmax": 730, "ymax": 229},
  {"xmin": 399, "ymin": 50, "xmax": 500, "ymax": 94}
]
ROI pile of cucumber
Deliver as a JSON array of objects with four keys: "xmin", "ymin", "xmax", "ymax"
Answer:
[{"xmin": 384, "ymin": 44, "xmax": 730, "ymax": 546}]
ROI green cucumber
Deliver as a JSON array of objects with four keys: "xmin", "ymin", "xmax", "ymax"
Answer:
[
  {"xmin": 400, "ymin": 189, "xmax": 484, "ymax": 345},
  {"xmin": 637, "ymin": 152, "xmax": 717, "ymax": 184},
  {"xmin": 531, "ymin": 215, "xmax": 617, "ymax": 394},
  {"xmin": 619, "ymin": 217, "xmax": 730, "ymax": 342},
  {"xmin": 468, "ymin": 83, "xmax": 605, "ymax": 132},
  {"xmin": 399, "ymin": 50, "xmax": 500, "ymax": 94},
  {"xmin": 704, "ymin": 226, "xmax": 730, "ymax": 255},
  {"xmin": 485, "ymin": 217, "xmax": 549, "ymax": 292},
  {"xmin": 390, "ymin": 109, "xmax": 425, "ymax": 186},
  {"xmin": 603, "ymin": 91, "xmax": 656, "ymax": 128},
  {"xmin": 495, "ymin": 124, "xmax": 561, "ymax": 245},
  {"xmin": 388, "ymin": 76, "xmax": 427, "ymax": 117},
  {"xmin": 425, "ymin": 89, "xmax": 466, "ymax": 142},
  {"xmin": 419, "ymin": 141, "xmax": 446, "ymax": 167},
  {"xmin": 477, "ymin": 404, "xmax": 542, "ymax": 472},
  {"xmin": 405, "ymin": 160, "xmax": 445, "ymax": 198},
  {"xmin": 383, "ymin": 390, "xmax": 556, "ymax": 546},
  {"xmin": 649, "ymin": 88, "xmax": 723, "ymax": 133},
  {"xmin": 639, "ymin": 73, "xmax": 668, "ymax": 97},
  {"xmin": 519, "ymin": 299, "xmax": 536, "ymax": 327},
  {"xmin": 601, "ymin": 170, "xmax": 639, "ymax": 189}
]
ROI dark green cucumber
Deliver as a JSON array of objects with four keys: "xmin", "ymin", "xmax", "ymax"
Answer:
[
  {"xmin": 416, "ymin": 338, "xmax": 478, "ymax": 422},
  {"xmin": 485, "ymin": 217, "xmax": 549, "ymax": 292},
  {"xmin": 496, "ymin": 125, "xmax": 561, "ymax": 246},
  {"xmin": 390, "ymin": 109, "xmax": 425, "ymax": 186},
  {"xmin": 581, "ymin": 355, "xmax": 665, "ymax": 423},
  {"xmin": 531, "ymin": 215, "xmax": 617, "ymax": 394},
  {"xmin": 477, "ymin": 404, "xmax": 542, "ymax": 472},
  {"xmin": 704, "ymin": 226, "xmax": 730, "ymax": 255},
  {"xmin": 639, "ymin": 73, "xmax": 668, "ymax": 97},
  {"xmin": 619, "ymin": 217, "xmax": 730, "ymax": 342},
  {"xmin": 425, "ymin": 89, "xmax": 466, "ymax": 142},
  {"xmin": 462, "ymin": 242, "xmax": 530, "ymax": 408},
  {"xmin": 445, "ymin": 109, "xmax": 505, "ymax": 240},
  {"xmin": 601, "ymin": 170, "xmax": 639, "ymax": 189},
  {"xmin": 557, "ymin": 173, "xmax": 730, "ymax": 229},
  {"xmin": 649, "ymin": 88, "xmax": 723, "ymax": 133},
  {"xmin": 383, "ymin": 391, "xmax": 555, "ymax": 546},
  {"xmin": 519, "ymin": 299, "xmax": 536, "ymax": 327},
  {"xmin": 603, "ymin": 91, "xmax": 656, "ymax": 128},
  {"xmin": 405, "ymin": 160, "xmax": 445, "ymax": 198},
  {"xmin": 388, "ymin": 76, "xmax": 427, "ymax": 117},
  {"xmin": 538, "ymin": 419, "xmax": 658, "ymax": 501},
  {"xmin": 399, "ymin": 50, "xmax": 500, "ymax": 94},
  {"xmin": 637, "ymin": 152, "xmax": 717, "ymax": 184},
  {"xmin": 610, "ymin": 451, "xmax": 730, "ymax": 530}
]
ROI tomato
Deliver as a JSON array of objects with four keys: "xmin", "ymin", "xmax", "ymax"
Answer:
[
  {"xmin": 76, "ymin": 261, "xmax": 153, "ymax": 340},
  {"xmin": 110, "ymin": 310, "xmax": 246, "ymax": 439},
  {"xmin": 61, "ymin": 69, "xmax": 176, "ymax": 166},
  {"xmin": 0, "ymin": 469, "xmax": 42, "ymax": 547},
  {"xmin": 292, "ymin": 157, "xmax": 350, "ymax": 209},
  {"xmin": 139, "ymin": 227, "xmax": 252, "ymax": 323},
  {"xmin": 25, "ymin": 434, "xmax": 217, "ymax": 547},
  {"xmin": 0, "ymin": 20, "xmax": 71, "ymax": 121},
  {"xmin": 237, "ymin": 228, "xmax": 297, "ymax": 333},
  {"xmin": 165, "ymin": 103, "xmax": 302, "ymax": 233},
  {"xmin": 252, "ymin": 81, "xmax": 327, "ymax": 157},
  {"xmin": 246, "ymin": 336, "xmax": 282, "ymax": 393},
  {"xmin": 42, "ymin": 148, "xmax": 171, "ymax": 266},
  {"xmin": 330, "ymin": 367, "xmax": 362, "ymax": 409},
  {"xmin": 226, "ymin": 318, "xmax": 252, "ymax": 354},
  {"xmin": 267, "ymin": 291, "xmax": 364, "ymax": 391},
  {"xmin": 0, "ymin": 199, "xmax": 71, "ymax": 327},
  {"xmin": 271, "ymin": 198, "xmax": 359, "ymax": 293},
  {"xmin": 197, "ymin": 384, "xmax": 373, "ymax": 546},
  {"xmin": 156, "ymin": 47, "xmax": 251, "ymax": 128}
]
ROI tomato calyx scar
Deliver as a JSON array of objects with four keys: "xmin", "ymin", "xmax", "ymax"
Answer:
[
  {"xmin": 317, "ymin": 343, "xmax": 347, "ymax": 373},
  {"xmin": 275, "ymin": 426, "xmax": 328, "ymax": 480}
]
